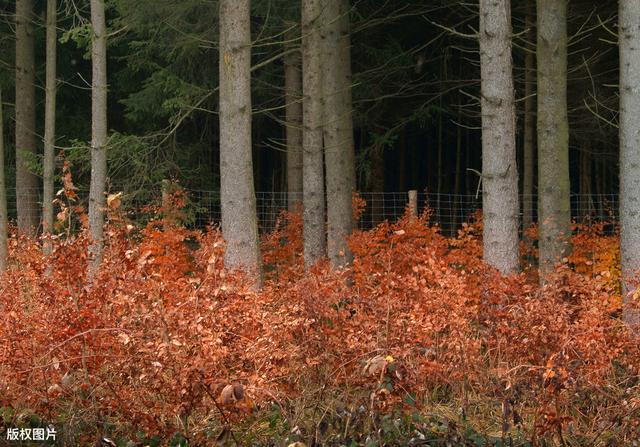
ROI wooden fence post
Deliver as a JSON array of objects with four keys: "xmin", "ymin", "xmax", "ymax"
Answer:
[{"xmin": 408, "ymin": 190, "xmax": 418, "ymax": 218}]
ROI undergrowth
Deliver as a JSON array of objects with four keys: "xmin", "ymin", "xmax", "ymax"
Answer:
[{"xmin": 0, "ymin": 186, "xmax": 638, "ymax": 446}]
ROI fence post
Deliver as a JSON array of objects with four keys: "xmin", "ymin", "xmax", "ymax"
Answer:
[
  {"xmin": 161, "ymin": 179, "xmax": 178, "ymax": 227},
  {"xmin": 161, "ymin": 179, "xmax": 170, "ymax": 210},
  {"xmin": 408, "ymin": 190, "xmax": 418, "ymax": 218}
]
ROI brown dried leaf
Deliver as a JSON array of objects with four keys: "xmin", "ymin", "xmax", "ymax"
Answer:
[
  {"xmin": 363, "ymin": 355, "xmax": 387, "ymax": 376},
  {"xmin": 107, "ymin": 192, "xmax": 123, "ymax": 210}
]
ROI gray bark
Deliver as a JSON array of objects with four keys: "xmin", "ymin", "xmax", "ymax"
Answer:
[
  {"xmin": 43, "ymin": 0, "xmax": 57, "ymax": 256},
  {"xmin": 302, "ymin": 0, "xmax": 326, "ymax": 268},
  {"xmin": 88, "ymin": 0, "xmax": 108, "ymax": 279},
  {"xmin": 436, "ymin": 103, "xmax": 443, "ymax": 216},
  {"xmin": 322, "ymin": 0, "xmax": 353, "ymax": 268},
  {"xmin": 15, "ymin": 0, "xmax": 38, "ymax": 235},
  {"xmin": 522, "ymin": 0, "xmax": 536, "ymax": 232},
  {"xmin": 219, "ymin": 0, "xmax": 262, "ymax": 286},
  {"xmin": 479, "ymin": 0, "xmax": 520, "ymax": 275},
  {"xmin": 337, "ymin": 0, "xmax": 356, "ymax": 193},
  {"xmin": 369, "ymin": 142, "xmax": 385, "ymax": 226},
  {"xmin": 284, "ymin": 25, "xmax": 303, "ymax": 211},
  {"xmin": 453, "ymin": 106, "xmax": 462, "ymax": 231},
  {"xmin": 0, "ymin": 87, "xmax": 8, "ymax": 273},
  {"xmin": 537, "ymin": 0, "xmax": 571, "ymax": 278},
  {"xmin": 579, "ymin": 145, "xmax": 593, "ymax": 221},
  {"xmin": 619, "ymin": 0, "xmax": 640, "ymax": 328}
]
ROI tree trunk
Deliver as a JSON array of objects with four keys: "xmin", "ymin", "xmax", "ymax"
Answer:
[
  {"xmin": 537, "ymin": 0, "xmax": 571, "ymax": 278},
  {"xmin": 369, "ymin": 143, "xmax": 385, "ymax": 226},
  {"xmin": 578, "ymin": 144, "xmax": 592, "ymax": 222},
  {"xmin": 465, "ymin": 129, "xmax": 472, "ymax": 196},
  {"xmin": 284, "ymin": 25, "xmax": 303, "ymax": 211},
  {"xmin": 522, "ymin": 0, "xmax": 536, "ymax": 233},
  {"xmin": 479, "ymin": 0, "xmax": 520, "ymax": 275},
  {"xmin": 436, "ymin": 104, "xmax": 443, "ymax": 223},
  {"xmin": 595, "ymin": 154, "xmax": 604, "ymax": 218},
  {"xmin": 301, "ymin": 0, "xmax": 326, "ymax": 268},
  {"xmin": 411, "ymin": 134, "xmax": 418, "ymax": 190},
  {"xmin": 88, "ymin": 0, "xmax": 108, "ymax": 279},
  {"xmin": 322, "ymin": 0, "xmax": 353, "ymax": 268},
  {"xmin": 0, "ymin": 87, "xmax": 8, "ymax": 273},
  {"xmin": 619, "ymin": 0, "xmax": 640, "ymax": 328},
  {"xmin": 219, "ymin": 0, "xmax": 262, "ymax": 286},
  {"xmin": 337, "ymin": 0, "xmax": 356, "ymax": 193},
  {"xmin": 600, "ymin": 155, "xmax": 607, "ymax": 213},
  {"xmin": 453, "ymin": 107, "xmax": 462, "ymax": 232},
  {"xmin": 398, "ymin": 133, "xmax": 406, "ymax": 192},
  {"xmin": 15, "ymin": 0, "xmax": 38, "ymax": 235},
  {"xmin": 43, "ymin": 0, "xmax": 57, "ymax": 256}
]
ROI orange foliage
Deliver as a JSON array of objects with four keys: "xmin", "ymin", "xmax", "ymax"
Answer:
[{"xmin": 0, "ymin": 192, "xmax": 638, "ymax": 444}]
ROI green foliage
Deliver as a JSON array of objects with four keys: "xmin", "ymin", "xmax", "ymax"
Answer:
[
  {"xmin": 121, "ymin": 69, "xmax": 208, "ymax": 124},
  {"xmin": 64, "ymin": 132, "xmax": 169, "ymax": 195},
  {"xmin": 59, "ymin": 23, "xmax": 93, "ymax": 57},
  {"xmin": 17, "ymin": 148, "xmax": 42, "ymax": 177}
]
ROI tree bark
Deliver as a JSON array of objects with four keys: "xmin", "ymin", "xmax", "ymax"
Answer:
[
  {"xmin": 453, "ymin": 106, "xmax": 462, "ymax": 231},
  {"xmin": 369, "ymin": 142, "xmax": 385, "ymax": 226},
  {"xmin": 479, "ymin": 0, "xmax": 520, "ymax": 275},
  {"xmin": 15, "ymin": 0, "xmax": 38, "ymax": 235},
  {"xmin": 0, "ymin": 87, "xmax": 8, "ymax": 273},
  {"xmin": 284, "ymin": 25, "xmax": 303, "ymax": 211},
  {"xmin": 578, "ymin": 144, "xmax": 592, "ymax": 222},
  {"xmin": 436, "ymin": 101, "xmax": 443, "ymax": 222},
  {"xmin": 537, "ymin": 0, "xmax": 571, "ymax": 278},
  {"xmin": 337, "ymin": 0, "xmax": 356, "ymax": 193},
  {"xmin": 43, "ymin": 0, "xmax": 57, "ymax": 256},
  {"xmin": 88, "ymin": 0, "xmax": 108, "ymax": 279},
  {"xmin": 219, "ymin": 0, "xmax": 262, "ymax": 286},
  {"xmin": 619, "ymin": 0, "xmax": 640, "ymax": 328},
  {"xmin": 398, "ymin": 133, "xmax": 406, "ymax": 192},
  {"xmin": 322, "ymin": 0, "xmax": 353, "ymax": 268},
  {"xmin": 595, "ymin": 154, "xmax": 604, "ymax": 218},
  {"xmin": 301, "ymin": 0, "xmax": 326, "ymax": 268},
  {"xmin": 522, "ymin": 0, "xmax": 536, "ymax": 233}
]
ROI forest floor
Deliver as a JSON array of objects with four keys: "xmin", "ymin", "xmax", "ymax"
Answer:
[{"xmin": 0, "ymin": 194, "xmax": 638, "ymax": 446}]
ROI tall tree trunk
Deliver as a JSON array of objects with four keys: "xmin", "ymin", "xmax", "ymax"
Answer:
[
  {"xmin": 0, "ymin": 87, "xmax": 8, "ymax": 273},
  {"xmin": 301, "ymin": 0, "xmax": 326, "ymax": 268},
  {"xmin": 43, "ymin": 0, "xmax": 57, "ymax": 256},
  {"xmin": 595, "ymin": 154, "xmax": 604, "ymax": 218},
  {"xmin": 411, "ymin": 134, "xmax": 418, "ymax": 190},
  {"xmin": 522, "ymin": 0, "xmax": 536, "ymax": 233},
  {"xmin": 600, "ymin": 155, "xmax": 607, "ymax": 211},
  {"xmin": 15, "ymin": 0, "xmax": 38, "ymax": 235},
  {"xmin": 436, "ymin": 105, "xmax": 443, "ymax": 223},
  {"xmin": 453, "ymin": 107, "xmax": 462, "ymax": 232},
  {"xmin": 322, "ymin": 0, "xmax": 353, "ymax": 268},
  {"xmin": 369, "ymin": 143, "xmax": 385, "ymax": 226},
  {"xmin": 337, "ymin": 0, "xmax": 356, "ymax": 193},
  {"xmin": 219, "ymin": 0, "xmax": 262, "ymax": 286},
  {"xmin": 578, "ymin": 144, "xmax": 592, "ymax": 222},
  {"xmin": 397, "ymin": 133, "xmax": 406, "ymax": 192},
  {"xmin": 284, "ymin": 25, "xmax": 303, "ymax": 211},
  {"xmin": 88, "ymin": 0, "xmax": 108, "ymax": 279},
  {"xmin": 465, "ymin": 129, "xmax": 472, "ymax": 196},
  {"xmin": 537, "ymin": 0, "xmax": 571, "ymax": 278},
  {"xmin": 619, "ymin": 0, "xmax": 640, "ymax": 328},
  {"xmin": 479, "ymin": 0, "xmax": 520, "ymax": 275}
]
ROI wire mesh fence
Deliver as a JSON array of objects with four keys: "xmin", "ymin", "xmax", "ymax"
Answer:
[{"xmin": 6, "ymin": 187, "xmax": 620, "ymax": 236}]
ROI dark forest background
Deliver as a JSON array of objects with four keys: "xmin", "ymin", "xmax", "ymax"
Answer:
[{"xmin": 0, "ymin": 0, "xmax": 620, "ymax": 210}]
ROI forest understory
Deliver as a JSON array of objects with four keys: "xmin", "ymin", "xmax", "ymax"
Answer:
[{"xmin": 0, "ymin": 189, "xmax": 638, "ymax": 447}]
